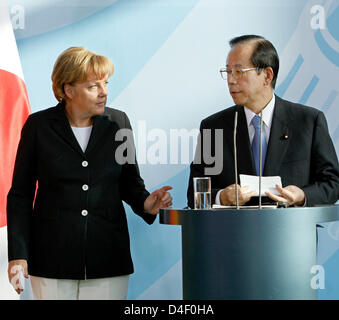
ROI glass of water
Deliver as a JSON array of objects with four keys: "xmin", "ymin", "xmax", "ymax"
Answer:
[{"xmin": 193, "ymin": 177, "xmax": 211, "ymax": 209}]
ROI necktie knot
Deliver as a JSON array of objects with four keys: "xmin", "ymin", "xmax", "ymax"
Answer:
[{"xmin": 251, "ymin": 115, "xmax": 262, "ymax": 129}]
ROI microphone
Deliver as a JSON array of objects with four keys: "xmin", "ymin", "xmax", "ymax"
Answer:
[{"xmin": 233, "ymin": 111, "xmax": 239, "ymax": 209}]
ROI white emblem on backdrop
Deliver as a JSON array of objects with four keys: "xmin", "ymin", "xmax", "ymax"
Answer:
[
  {"xmin": 277, "ymin": 0, "xmax": 339, "ymax": 152},
  {"xmin": 276, "ymin": 0, "xmax": 339, "ymax": 267}
]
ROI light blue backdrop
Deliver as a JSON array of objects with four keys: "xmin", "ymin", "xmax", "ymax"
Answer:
[{"xmin": 9, "ymin": 0, "xmax": 339, "ymax": 299}]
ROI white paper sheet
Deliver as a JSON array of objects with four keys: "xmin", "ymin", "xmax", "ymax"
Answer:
[
  {"xmin": 212, "ymin": 204, "xmax": 278, "ymax": 209},
  {"xmin": 239, "ymin": 174, "xmax": 282, "ymax": 196}
]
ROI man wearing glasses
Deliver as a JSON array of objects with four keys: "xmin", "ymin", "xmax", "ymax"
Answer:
[{"xmin": 187, "ymin": 34, "xmax": 339, "ymax": 207}]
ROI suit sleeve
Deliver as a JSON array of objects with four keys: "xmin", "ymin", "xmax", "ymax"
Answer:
[
  {"xmin": 118, "ymin": 113, "xmax": 156, "ymax": 225},
  {"xmin": 302, "ymin": 111, "xmax": 339, "ymax": 205},
  {"xmin": 7, "ymin": 116, "xmax": 37, "ymax": 261},
  {"xmin": 187, "ymin": 127, "xmax": 203, "ymax": 209}
]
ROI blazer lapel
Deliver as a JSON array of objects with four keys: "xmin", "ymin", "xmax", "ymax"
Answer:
[
  {"xmin": 49, "ymin": 103, "xmax": 114, "ymax": 156},
  {"xmin": 264, "ymin": 96, "xmax": 291, "ymax": 176},
  {"xmin": 49, "ymin": 102, "xmax": 84, "ymax": 156},
  {"xmin": 85, "ymin": 113, "xmax": 112, "ymax": 154}
]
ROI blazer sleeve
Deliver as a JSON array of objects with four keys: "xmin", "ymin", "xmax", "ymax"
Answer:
[
  {"xmin": 7, "ymin": 115, "xmax": 37, "ymax": 261},
  {"xmin": 118, "ymin": 112, "xmax": 156, "ymax": 225},
  {"xmin": 302, "ymin": 111, "xmax": 339, "ymax": 205}
]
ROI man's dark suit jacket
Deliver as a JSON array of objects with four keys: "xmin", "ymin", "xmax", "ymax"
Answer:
[
  {"xmin": 187, "ymin": 95, "xmax": 339, "ymax": 208},
  {"xmin": 7, "ymin": 102, "xmax": 155, "ymax": 280}
]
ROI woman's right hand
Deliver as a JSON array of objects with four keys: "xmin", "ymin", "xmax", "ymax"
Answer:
[{"xmin": 8, "ymin": 259, "xmax": 28, "ymax": 294}]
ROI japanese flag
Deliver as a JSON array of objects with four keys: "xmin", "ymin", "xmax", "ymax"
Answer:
[{"xmin": 0, "ymin": 0, "xmax": 30, "ymax": 299}]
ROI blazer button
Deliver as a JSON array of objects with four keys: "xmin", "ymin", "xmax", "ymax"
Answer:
[
  {"xmin": 82, "ymin": 184, "xmax": 89, "ymax": 191},
  {"xmin": 82, "ymin": 161, "xmax": 88, "ymax": 167},
  {"xmin": 81, "ymin": 210, "xmax": 88, "ymax": 216}
]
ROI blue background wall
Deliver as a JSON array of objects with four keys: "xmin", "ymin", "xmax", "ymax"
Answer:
[{"xmin": 9, "ymin": 0, "xmax": 339, "ymax": 299}]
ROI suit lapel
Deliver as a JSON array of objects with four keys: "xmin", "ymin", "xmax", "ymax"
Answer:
[
  {"xmin": 264, "ymin": 96, "xmax": 291, "ymax": 176},
  {"xmin": 231, "ymin": 106, "xmax": 256, "ymax": 176}
]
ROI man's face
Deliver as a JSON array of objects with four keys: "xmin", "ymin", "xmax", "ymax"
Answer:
[
  {"xmin": 66, "ymin": 73, "xmax": 109, "ymax": 117},
  {"xmin": 226, "ymin": 43, "xmax": 266, "ymax": 111}
]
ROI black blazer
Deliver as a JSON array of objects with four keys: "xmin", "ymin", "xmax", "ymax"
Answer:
[
  {"xmin": 7, "ymin": 102, "xmax": 155, "ymax": 280},
  {"xmin": 187, "ymin": 95, "xmax": 339, "ymax": 207}
]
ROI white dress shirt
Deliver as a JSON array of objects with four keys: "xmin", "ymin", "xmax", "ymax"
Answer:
[
  {"xmin": 215, "ymin": 95, "xmax": 275, "ymax": 204},
  {"xmin": 244, "ymin": 94, "xmax": 275, "ymax": 145}
]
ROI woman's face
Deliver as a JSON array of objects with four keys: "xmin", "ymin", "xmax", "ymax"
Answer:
[{"xmin": 65, "ymin": 73, "xmax": 109, "ymax": 118}]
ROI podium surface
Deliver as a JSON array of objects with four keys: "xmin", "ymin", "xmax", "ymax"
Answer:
[{"xmin": 160, "ymin": 205, "xmax": 339, "ymax": 300}]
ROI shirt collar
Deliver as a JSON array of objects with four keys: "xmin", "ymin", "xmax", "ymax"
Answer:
[{"xmin": 244, "ymin": 94, "xmax": 275, "ymax": 129}]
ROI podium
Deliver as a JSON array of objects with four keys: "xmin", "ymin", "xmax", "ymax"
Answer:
[{"xmin": 160, "ymin": 205, "xmax": 339, "ymax": 300}]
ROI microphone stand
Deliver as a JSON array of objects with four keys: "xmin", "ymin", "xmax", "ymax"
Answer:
[
  {"xmin": 259, "ymin": 111, "xmax": 263, "ymax": 209},
  {"xmin": 234, "ymin": 111, "xmax": 239, "ymax": 210}
]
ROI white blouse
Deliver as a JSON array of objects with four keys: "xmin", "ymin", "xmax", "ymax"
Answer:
[{"xmin": 71, "ymin": 125, "xmax": 93, "ymax": 153}]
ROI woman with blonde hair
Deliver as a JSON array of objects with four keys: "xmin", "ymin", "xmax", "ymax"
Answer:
[{"xmin": 7, "ymin": 47, "xmax": 172, "ymax": 300}]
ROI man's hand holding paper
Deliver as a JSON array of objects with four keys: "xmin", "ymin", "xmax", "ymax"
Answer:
[
  {"xmin": 239, "ymin": 174, "xmax": 306, "ymax": 206},
  {"xmin": 265, "ymin": 185, "xmax": 306, "ymax": 206}
]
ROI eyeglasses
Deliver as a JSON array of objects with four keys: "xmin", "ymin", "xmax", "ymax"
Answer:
[{"xmin": 220, "ymin": 67, "xmax": 258, "ymax": 80}]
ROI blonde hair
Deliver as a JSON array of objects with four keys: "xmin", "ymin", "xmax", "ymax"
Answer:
[{"xmin": 51, "ymin": 47, "xmax": 114, "ymax": 101}]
